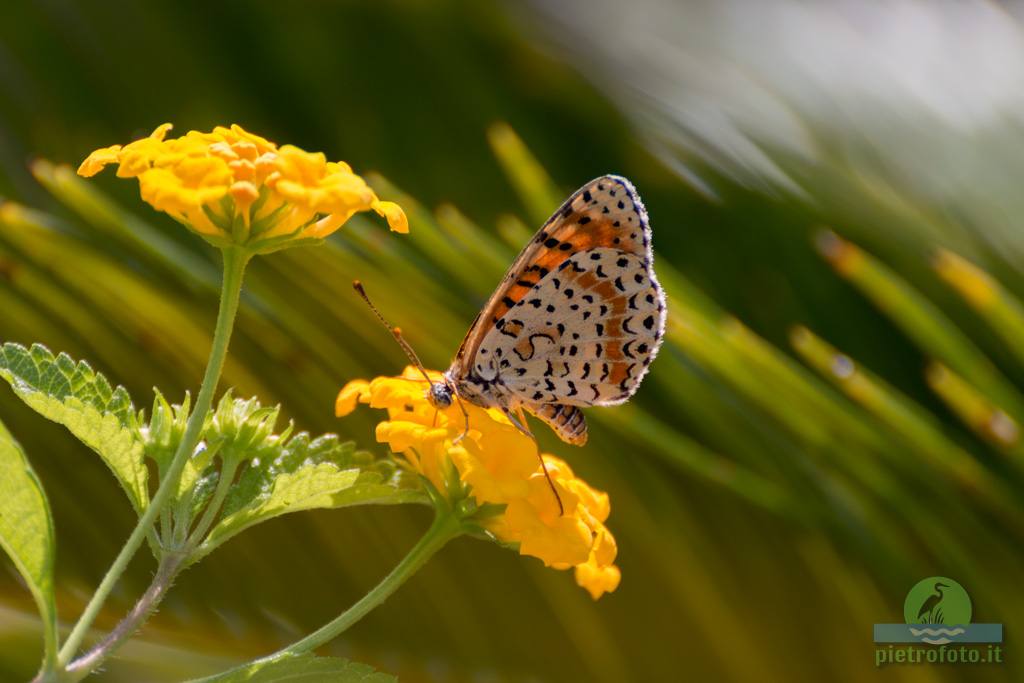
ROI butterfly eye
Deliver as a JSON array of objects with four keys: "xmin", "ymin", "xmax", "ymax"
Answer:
[{"xmin": 428, "ymin": 383, "xmax": 453, "ymax": 409}]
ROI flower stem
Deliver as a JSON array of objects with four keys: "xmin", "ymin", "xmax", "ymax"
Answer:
[
  {"xmin": 185, "ymin": 456, "xmax": 241, "ymax": 551},
  {"xmin": 57, "ymin": 247, "xmax": 250, "ymax": 668},
  {"xmin": 63, "ymin": 554, "xmax": 186, "ymax": 680},
  {"xmin": 192, "ymin": 512, "xmax": 462, "ymax": 682},
  {"xmin": 32, "ymin": 603, "xmax": 58, "ymax": 682}
]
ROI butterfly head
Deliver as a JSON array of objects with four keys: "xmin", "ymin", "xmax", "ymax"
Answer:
[{"xmin": 427, "ymin": 378, "xmax": 455, "ymax": 410}]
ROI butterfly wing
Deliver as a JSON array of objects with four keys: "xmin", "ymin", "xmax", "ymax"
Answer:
[
  {"xmin": 484, "ymin": 246, "xmax": 664, "ymax": 406},
  {"xmin": 457, "ymin": 175, "xmax": 665, "ymax": 422},
  {"xmin": 453, "ymin": 174, "xmax": 661, "ymax": 374}
]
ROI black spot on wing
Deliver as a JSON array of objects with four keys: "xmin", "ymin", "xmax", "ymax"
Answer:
[{"xmin": 618, "ymin": 363, "xmax": 636, "ymax": 392}]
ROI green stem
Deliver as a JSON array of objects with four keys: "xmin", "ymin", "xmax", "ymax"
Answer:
[
  {"xmin": 57, "ymin": 247, "xmax": 250, "ymax": 668},
  {"xmin": 64, "ymin": 553, "xmax": 186, "ymax": 681},
  {"xmin": 185, "ymin": 456, "xmax": 241, "ymax": 551},
  {"xmin": 160, "ymin": 504, "xmax": 173, "ymax": 547},
  {"xmin": 33, "ymin": 602, "xmax": 58, "ymax": 682},
  {"xmin": 192, "ymin": 512, "xmax": 462, "ymax": 682}
]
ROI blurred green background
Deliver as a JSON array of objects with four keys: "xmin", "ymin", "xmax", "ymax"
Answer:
[{"xmin": 1, "ymin": 0, "xmax": 1023, "ymax": 681}]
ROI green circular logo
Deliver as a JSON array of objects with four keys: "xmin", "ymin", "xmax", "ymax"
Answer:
[{"xmin": 904, "ymin": 577, "xmax": 972, "ymax": 625}]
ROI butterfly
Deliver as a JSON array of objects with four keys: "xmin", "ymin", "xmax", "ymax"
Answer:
[
  {"xmin": 356, "ymin": 175, "xmax": 665, "ymax": 511},
  {"xmin": 421, "ymin": 175, "xmax": 665, "ymax": 442}
]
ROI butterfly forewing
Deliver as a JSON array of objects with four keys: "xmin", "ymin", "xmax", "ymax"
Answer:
[{"xmin": 454, "ymin": 175, "xmax": 656, "ymax": 369}]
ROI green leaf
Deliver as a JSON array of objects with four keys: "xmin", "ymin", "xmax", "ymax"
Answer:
[
  {"xmin": 0, "ymin": 418, "xmax": 57, "ymax": 663},
  {"xmin": 193, "ymin": 653, "xmax": 396, "ymax": 683},
  {"xmin": 194, "ymin": 434, "xmax": 425, "ymax": 560},
  {"xmin": 0, "ymin": 343, "xmax": 147, "ymax": 512}
]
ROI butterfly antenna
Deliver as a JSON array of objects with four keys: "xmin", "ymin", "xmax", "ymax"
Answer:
[{"xmin": 353, "ymin": 280, "xmax": 433, "ymax": 385}]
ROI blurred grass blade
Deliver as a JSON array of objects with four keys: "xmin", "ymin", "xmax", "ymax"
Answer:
[
  {"xmin": 665, "ymin": 313, "xmax": 910, "ymax": 518},
  {"xmin": 30, "ymin": 160, "xmax": 220, "ymax": 293},
  {"xmin": 0, "ymin": 200, "xmax": 269, "ymax": 398},
  {"xmin": 495, "ymin": 213, "xmax": 534, "ymax": 251},
  {"xmin": 365, "ymin": 174, "xmax": 488, "ymax": 294},
  {"xmin": 718, "ymin": 317, "xmax": 885, "ymax": 450},
  {"xmin": 434, "ymin": 203, "xmax": 512, "ymax": 276},
  {"xmin": 933, "ymin": 247, "xmax": 1024, "ymax": 370},
  {"xmin": 789, "ymin": 325, "xmax": 1023, "ymax": 522},
  {"xmin": 487, "ymin": 122, "xmax": 564, "ymax": 225},
  {"xmin": 596, "ymin": 405, "xmax": 791, "ymax": 515},
  {"xmin": 789, "ymin": 326, "xmax": 980, "ymax": 480},
  {"xmin": 925, "ymin": 362, "xmax": 1023, "ymax": 457},
  {"xmin": 0, "ymin": 418, "xmax": 57, "ymax": 670},
  {"xmin": 816, "ymin": 229, "xmax": 1024, "ymax": 424}
]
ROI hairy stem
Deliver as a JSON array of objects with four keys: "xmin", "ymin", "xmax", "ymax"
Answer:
[
  {"xmin": 192, "ymin": 512, "xmax": 462, "ymax": 681},
  {"xmin": 64, "ymin": 554, "xmax": 186, "ymax": 680},
  {"xmin": 57, "ymin": 247, "xmax": 250, "ymax": 668}
]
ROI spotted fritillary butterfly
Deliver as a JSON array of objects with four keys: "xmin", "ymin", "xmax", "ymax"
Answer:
[{"xmin": 423, "ymin": 175, "xmax": 666, "ymax": 446}]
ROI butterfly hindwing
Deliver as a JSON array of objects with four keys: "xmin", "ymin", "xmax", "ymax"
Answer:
[{"xmin": 480, "ymin": 247, "xmax": 664, "ymax": 407}]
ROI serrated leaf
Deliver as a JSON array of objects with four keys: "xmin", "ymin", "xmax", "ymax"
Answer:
[
  {"xmin": 0, "ymin": 418, "xmax": 57, "ymax": 655},
  {"xmin": 0, "ymin": 343, "xmax": 147, "ymax": 512},
  {"xmin": 195, "ymin": 434, "xmax": 425, "ymax": 560},
  {"xmin": 193, "ymin": 653, "xmax": 396, "ymax": 683}
]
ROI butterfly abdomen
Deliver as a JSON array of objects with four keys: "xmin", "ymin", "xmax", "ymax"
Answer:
[{"xmin": 531, "ymin": 403, "xmax": 588, "ymax": 446}]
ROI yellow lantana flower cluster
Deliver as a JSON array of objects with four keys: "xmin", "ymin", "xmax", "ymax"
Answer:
[
  {"xmin": 78, "ymin": 123, "xmax": 407, "ymax": 250},
  {"xmin": 336, "ymin": 367, "xmax": 620, "ymax": 599}
]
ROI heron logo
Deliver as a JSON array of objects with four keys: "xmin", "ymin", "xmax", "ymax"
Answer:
[
  {"xmin": 873, "ymin": 576, "xmax": 1003, "ymax": 667},
  {"xmin": 902, "ymin": 577, "xmax": 972, "ymax": 642}
]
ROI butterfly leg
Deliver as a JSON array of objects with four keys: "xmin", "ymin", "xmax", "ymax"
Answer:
[
  {"xmin": 503, "ymin": 406, "xmax": 565, "ymax": 516},
  {"xmin": 452, "ymin": 395, "xmax": 471, "ymax": 444}
]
